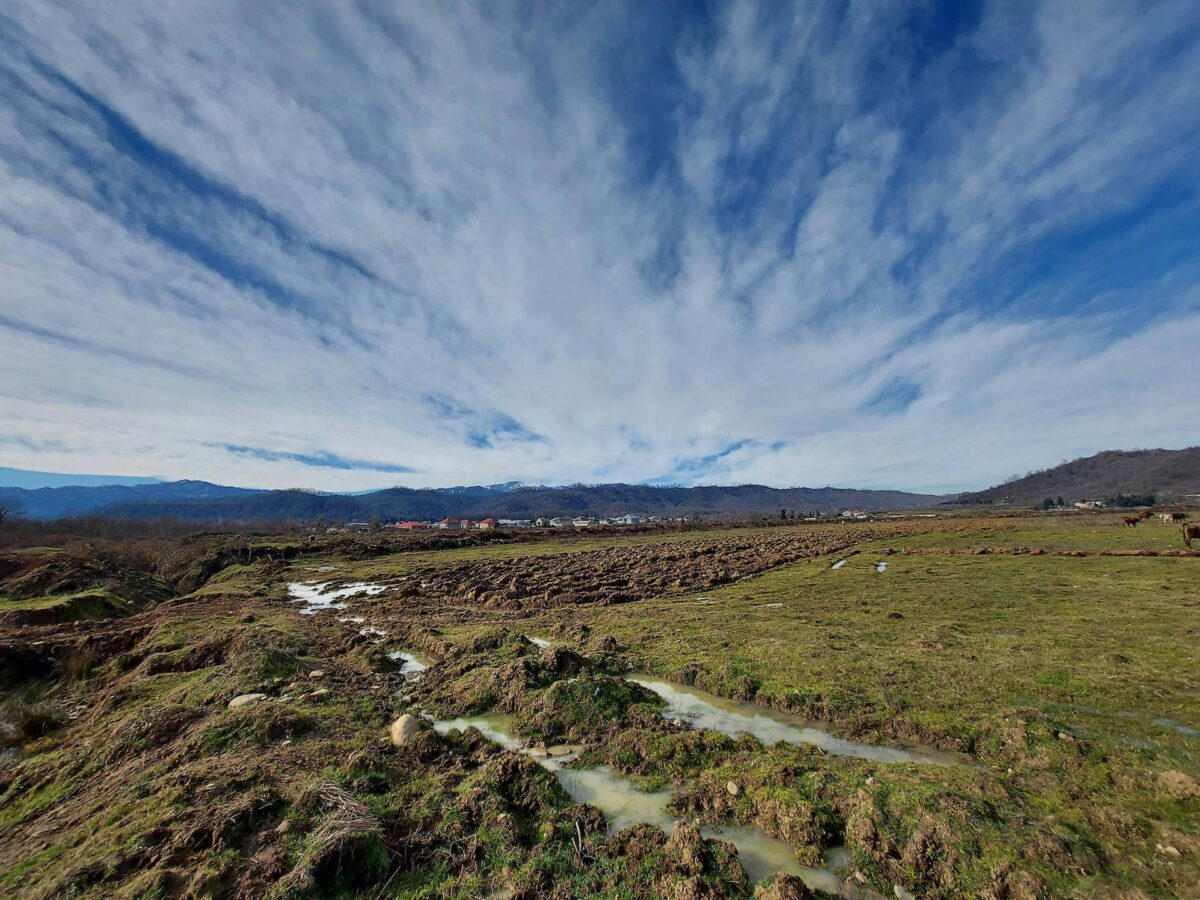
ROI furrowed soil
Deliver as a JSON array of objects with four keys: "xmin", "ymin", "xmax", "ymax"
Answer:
[{"xmin": 0, "ymin": 516, "xmax": 1197, "ymax": 898}]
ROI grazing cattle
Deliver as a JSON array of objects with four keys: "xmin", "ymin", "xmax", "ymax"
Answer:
[
  {"xmin": 1137, "ymin": 509, "xmax": 1152, "ymax": 520},
  {"xmin": 1171, "ymin": 512, "xmax": 1188, "ymax": 523},
  {"xmin": 1183, "ymin": 523, "xmax": 1200, "ymax": 548},
  {"xmin": 1122, "ymin": 516, "xmax": 1139, "ymax": 527}
]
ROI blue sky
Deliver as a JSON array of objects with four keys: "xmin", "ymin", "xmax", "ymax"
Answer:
[{"xmin": 1, "ymin": 0, "xmax": 1198, "ymax": 493}]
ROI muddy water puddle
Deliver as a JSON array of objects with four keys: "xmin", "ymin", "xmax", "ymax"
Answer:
[
  {"xmin": 628, "ymin": 675, "xmax": 959, "ymax": 765},
  {"xmin": 388, "ymin": 650, "xmax": 430, "ymax": 677},
  {"xmin": 287, "ymin": 582, "xmax": 386, "ymax": 615},
  {"xmin": 429, "ymin": 713, "xmax": 857, "ymax": 894},
  {"xmin": 525, "ymin": 635, "xmax": 552, "ymax": 648},
  {"xmin": 701, "ymin": 826, "xmax": 851, "ymax": 890}
]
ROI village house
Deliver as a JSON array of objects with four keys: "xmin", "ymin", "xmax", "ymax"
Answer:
[
  {"xmin": 548, "ymin": 517, "xmax": 573, "ymax": 528},
  {"xmin": 438, "ymin": 517, "xmax": 472, "ymax": 530},
  {"xmin": 499, "ymin": 519, "xmax": 532, "ymax": 527},
  {"xmin": 1074, "ymin": 500, "xmax": 1105, "ymax": 509},
  {"xmin": 393, "ymin": 520, "xmax": 427, "ymax": 530},
  {"xmin": 476, "ymin": 518, "xmax": 499, "ymax": 530},
  {"xmin": 572, "ymin": 516, "xmax": 598, "ymax": 527}
]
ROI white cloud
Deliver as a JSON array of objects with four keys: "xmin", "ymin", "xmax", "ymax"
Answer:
[{"xmin": 0, "ymin": 0, "xmax": 1197, "ymax": 493}]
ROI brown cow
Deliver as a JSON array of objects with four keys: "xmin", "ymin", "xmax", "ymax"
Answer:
[
  {"xmin": 1137, "ymin": 509, "xmax": 1152, "ymax": 520},
  {"xmin": 1171, "ymin": 512, "xmax": 1188, "ymax": 523},
  {"xmin": 1122, "ymin": 515, "xmax": 1139, "ymax": 527},
  {"xmin": 1183, "ymin": 523, "xmax": 1200, "ymax": 548}
]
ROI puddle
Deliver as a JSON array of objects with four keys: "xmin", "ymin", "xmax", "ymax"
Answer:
[
  {"xmin": 525, "ymin": 635, "xmax": 552, "ymax": 649},
  {"xmin": 431, "ymin": 714, "xmax": 522, "ymax": 750},
  {"xmin": 875, "ymin": 562, "xmax": 887, "ymax": 573},
  {"xmin": 360, "ymin": 626, "xmax": 388, "ymax": 640},
  {"xmin": 336, "ymin": 616, "xmax": 366, "ymax": 624},
  {"xmin": 1153, "ymin": 716, "xmax": 1198, "ymax": 737},
  {"xmin": 761, "ymin": 603, "xmax": 784, "ymax": 608},
  {"xmin": 388, "ymin": 650, "xmax": 430, "ymax": 677},
  {"xmin": 546, "ymin": 761, "xmax": 675, "ymax": 833},
  {"xmin": 701, "ymin": 826, "xmax": 852, "ymax": 893},
  {"xmin": 428, "ymin": 714, "xmax": 853, "ymax": 892},
  {"xmin": 1117, "ymin": 710, "xmax": 1198, "ymax": 737},
  {"xmin": 830, "ymin": 559, "xmax": 847, "ymax": 570},
  {"xmin": 287, "ymin": 582, "xmax": 386, "ymax": 615},
  {"xmin": 628, "ymin": 676, "xmax": 959, "ymax": 765}
]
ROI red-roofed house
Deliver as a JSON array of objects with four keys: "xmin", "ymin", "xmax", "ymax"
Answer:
[{"xmin": 476, "ymin": 518, "xmax": 499, "ymax": 530}]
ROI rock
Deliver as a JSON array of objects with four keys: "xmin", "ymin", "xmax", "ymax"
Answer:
[
  {"xmin": 389, "ymin": 714, "xmax": 425, "ymax": 747},
  {"xmin": 1158, "ymin": 770, "xmax": 1200, "ymax": 800},
  {"xmin": 671, "ymin": 718, "xmax": 684, "ymax": 728},
  {"xmin": 0, "ymin": 720, "xmax": 21, "ymax": 747},
  {"xmin": 309, "ymin": 670, "xmax": 325, "ymax": 678},
  {"xmin": 229, "ymin": 693, "xmax": 268, "ymax": 708},
  {"xmin": 546, "ymin": 744, "xmax": 575, "ymax": 757},
  {"xmin": 274, "ymin": 819, "xmax": 292, "ymax": 835},
  {"xmin": 307, "ymin": 688, "xmax": 330, "ymax": 700},
  {"xmin": 239, "ymin": 613, "xmax": 255, "ymax": 623},
  {"xmin": 726, "ymin": 780, "xmax": 741, "ymax": 797},
  {"xmin": 1157, "ymin": 843, "xmax": 1181, "ymax": 858},
  {"xmin": 894, "ymin": 886, "xmax": 917, "ymax": 900}
]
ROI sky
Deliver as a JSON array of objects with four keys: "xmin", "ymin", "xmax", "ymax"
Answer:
[{"xmin": 1, "ymin": 1, "xmax": 1199, "ymax": 494}]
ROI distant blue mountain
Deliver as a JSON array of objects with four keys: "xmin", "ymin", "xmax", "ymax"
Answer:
[
  {"xmin": 0, "ymin": 479, "xmax": 260, "ymax": 519},
  {"xmin": 0, "ymin": 466, "xmax": 164, "ymax": 489},
  {"xmin": 0, "ymin": 479, "xmax": 946, "ymax": 521}
]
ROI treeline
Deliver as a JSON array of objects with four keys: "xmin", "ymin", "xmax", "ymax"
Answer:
[{"xmin": 0, "ymin": 513, "xmax": 302, "ymax": 551}]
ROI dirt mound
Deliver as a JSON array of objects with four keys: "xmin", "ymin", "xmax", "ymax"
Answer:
[{"xmin": 0, "ymin": 548, "xmax": 173, "ymax": 626}]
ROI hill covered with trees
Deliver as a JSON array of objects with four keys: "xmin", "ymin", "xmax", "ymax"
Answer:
[{"xmin": 959, "ymin": 448, "xmax": 1200, "ymax": 507}]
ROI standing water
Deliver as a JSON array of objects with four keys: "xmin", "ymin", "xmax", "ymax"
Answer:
[
  {"xmin": 388, "ymin": 650, "xmax": 431, "ymax": 678},
  {"xmin": 627, "ymin": 675, "xmax": 959, "ymax": 765},
  {"xmin": 429, "ymin": 714, "xmax": 862, "ymax": 894},
  {"xmin": 287, "ymin": 582, "xmax": 385, "ymax": 615}
]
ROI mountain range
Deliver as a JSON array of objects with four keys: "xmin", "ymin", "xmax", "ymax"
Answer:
[
  {"xmin": 3, "ymin": 446, "xmax": 1197, "ymax": 521},
  {"xmin": 0, "ymin": 479, "xmax": 943, "ymax": 522}
]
